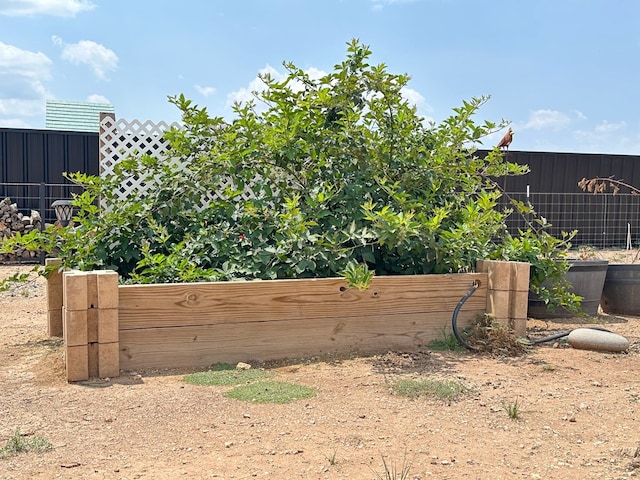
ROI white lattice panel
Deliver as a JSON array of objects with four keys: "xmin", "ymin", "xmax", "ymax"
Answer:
[{"xmin": 99, "ymin": 116, "xmax": 261, "ymax": 210}]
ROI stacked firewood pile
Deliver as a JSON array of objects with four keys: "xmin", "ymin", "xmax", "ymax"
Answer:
[{"xmin": 0, "ymin": 197, "xmax": 42, "ymax": 262}]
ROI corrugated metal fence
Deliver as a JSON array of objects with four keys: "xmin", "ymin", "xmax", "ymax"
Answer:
[
  {"xmin": 489, "ymin": 150, "xmax": 640, "ymax": 194},
  {"xmin": 0, "ymin": 127, "xmax": 98, "ymax": 224}
]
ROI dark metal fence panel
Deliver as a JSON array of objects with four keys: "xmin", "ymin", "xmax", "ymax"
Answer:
[
  {"xmin": 0, "ymin": 128, "xmax": 99, "ymax": 185},
  {"xmin": 487, "ymin": 150, "xmax": 640, "ymax": 194}
]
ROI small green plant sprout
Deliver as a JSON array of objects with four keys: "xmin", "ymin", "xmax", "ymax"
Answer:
[
  {"xmin": 504, "ymin": 398, "xmax": 523, "ymax": 420},
  {"xmin": 426, "ymin": 328, "xmax": 465, "ymax": 351},
  {"xmin": 339, "ymin": 260, "xmax": 374, "ymax": 291},
  {"xmin": 223, "ymin": 380, "xmax": 316, "ymax": 404},
  {"xmin": 324, "ymin": 449, "xmax": 338, "ymax": 466},
  {"xmin": 0, "ymin": 428, "xmax": 53, "ymax": 459},
  {"xmin": 371, "ymin": 451, "xmax": 413, "ymax": 480},
  {"xmin": 391, "ymin": 377, "xmax": 471, "ymax": 403}
]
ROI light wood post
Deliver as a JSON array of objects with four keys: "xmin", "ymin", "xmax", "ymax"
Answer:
[
  {"xmin": 45, "ymin": 258, "xmax": 63, "ymax": 337},
  {"xmin": 95, "ymin": 271, "xmax": 119, "ymax": 378},
  {"xmin": 476, "ymin": 260, "xmax": 530, "ymax": 336},
  {"xmin": 62, "ymin": 269, "xmax": 120, "ymax": 382},
  {"xmin": 63, "ymin": 271, "xmax": 89, "ymax": 382}
]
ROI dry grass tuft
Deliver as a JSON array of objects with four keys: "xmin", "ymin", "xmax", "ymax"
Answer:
[{"xmin": 467, "ymin": 313, "xmax": 530, "ymax": 356}]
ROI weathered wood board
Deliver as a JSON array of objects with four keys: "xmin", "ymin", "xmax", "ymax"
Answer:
[{"xmin": 118, "ymin": 274, "xmax": 487, "ymax": 369}]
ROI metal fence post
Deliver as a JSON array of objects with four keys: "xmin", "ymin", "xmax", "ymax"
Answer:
[
  {"xmin": 39, "ymin": 182, "xmax": 46, "ymax": 230},
  {"xmin": 39, "ymin": 182, "xmax": 46, "ymax": 264}
]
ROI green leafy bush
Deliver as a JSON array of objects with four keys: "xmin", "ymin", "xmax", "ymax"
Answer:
[{"xmin": 0, "ymin": 39, "xmax": 578, "ymax": 311}]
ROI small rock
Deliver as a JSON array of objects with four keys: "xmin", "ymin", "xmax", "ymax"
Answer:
[{"xmin": 236, "ymin": 362, "xmax": 252, "ymax": 370}]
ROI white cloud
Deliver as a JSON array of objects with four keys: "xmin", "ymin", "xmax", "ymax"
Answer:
[
  {"xmin": 86, "ymin": 94, "xmax": 111, "ymax": 104},
  {"xmin": 399, "ymin": 86, "xmax": 424, "ymax": 105},
  {"xmin": 571, "ymin": 120, "xmax": 638, "ymax": 154},
  {"xmin": 594, "ymin": 120, "xmax": 627, "ymax": 134},
  {"xmin": 227, "ymin": 65, "xmax": 329, "ymax": 107},
  {"xmin": 53, "ymin": 36, "xmax": 118, "ymax": 80},
  {"xmin": 227, "ymin": 65, "xmax": 283, "ymax": 106},
  {"xmin": 523, "ymin": 109, "xmax": 571, "ymax": 130},
  {"xmin": 400, "ymin": 86, "xmax": 435, "ymax": 115},
  {"xmin": 303, "ymin": 67, "xmax": 326, "ymax": 82},
  {"xmin": 398, "ymin": 86, "xmax": 434, "ymax": 124},
  {"xmin": 0, "ymin": 0, "xmax": 95, "ymax": 17},
  {"xmin": 0, "ymin": 42, "xmax": 53, "ymax": 125},
  {"xmin": 0, "ymin": 117, "xmax": 31, "ymax": 128},
  {"xmin": 195, "ymin": 85, "xmax": 216, "ymax": 97},
  {"xmin": 0, "ymin": 41, "xmax": 52, "ymax": 81},
  {"xmin": 572, "ymin": 109, "xmax": 587, "ymax": 121},
  {"xmin": 371, "ymin": 0, "xmax": 419, "ymax": 9}
]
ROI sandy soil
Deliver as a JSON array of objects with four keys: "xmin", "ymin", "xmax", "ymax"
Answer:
[{"xmin": 1, "ymin": 256, "xmax": 640, "ymax": 480}]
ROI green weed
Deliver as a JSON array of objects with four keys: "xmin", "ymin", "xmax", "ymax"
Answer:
[
  {"xmin": 391, "ymin": 377, "xmax": 471, "ymax": 402},
  {"xmin": 324, "ymin": 449, "xmax": 338, "ymax": 465},
  {"xmin": 504, "ymin": 398, "xmax": 523, "ymax": 420},
  {"xmin": 426, "ymin": 328, "xmax": 465, "ymax": 351},
  {"xmin": 0, "ymin": 428, "xmax": 52, "ymax": 459},
  {"xmin": 183, "ymin": 363, "xmax": 272, "ymax": 386},
  {"xmin": 224, "ymin": 380, "xmax": 316, "ymax": 404}
]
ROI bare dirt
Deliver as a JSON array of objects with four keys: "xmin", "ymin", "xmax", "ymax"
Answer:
[{"xmin": 2, "ymin": 252, "xmax": 640, "ymax": 480}]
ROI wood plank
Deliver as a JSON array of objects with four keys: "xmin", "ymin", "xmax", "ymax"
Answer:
[
  {"xmin": 118, "ymin": 274, "xmax": 486, "ymax": 330},
  {"xmin": 119, "ymin": 309, "xmax": 481, "ymax": 370}
]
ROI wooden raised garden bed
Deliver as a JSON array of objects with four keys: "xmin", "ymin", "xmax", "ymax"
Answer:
[{"xmin": 45, "ymin": 259, "xmax": 529, "ymax": 382}]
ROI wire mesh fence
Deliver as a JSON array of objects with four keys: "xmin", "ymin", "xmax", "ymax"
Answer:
[
  {"xmin": 1, "ymin": 182, "xmax": 639, "ymax": 249},
  {"xmin": 504, "ymin": 192, "xmax": 640, "ymax": 249},
  {"xmin": 0, "ymin": 182, "xmax": 85, "ymax": 225}
]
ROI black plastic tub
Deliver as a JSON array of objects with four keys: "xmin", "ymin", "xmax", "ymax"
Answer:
[
  {"xmin": 601, "ymin": 264, "xmax": 640, "ymax": 316},
  {"xmin": 528, "ymin": 259, "xmax": 609, "ymax": 318}
]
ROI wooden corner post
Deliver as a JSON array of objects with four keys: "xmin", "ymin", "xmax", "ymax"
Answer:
[
  {"xmin": 62, "ymin": 270, "xmax": 119, "ymax": 382},
  {"xmin": 45, "ymin": 258, "xmax": 63, "ymax": 337},
  {"xmin": 476, "ymin": 260, "xmax": 530, "ymax": 337}
]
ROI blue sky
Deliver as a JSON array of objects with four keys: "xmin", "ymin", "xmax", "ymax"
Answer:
[{"xmin": 1, "ymin": 0, "xmax": 639, "ymax": 154}]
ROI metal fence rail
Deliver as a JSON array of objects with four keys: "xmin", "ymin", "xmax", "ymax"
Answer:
[{"xmin": 0, "ymin": 182, "xmax": 84, "ymax": 226}]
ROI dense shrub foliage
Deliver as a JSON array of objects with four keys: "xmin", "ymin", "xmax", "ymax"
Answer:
[{"xmin": 1, "ymin": 40, "xmax": 578, "ymax": 310}]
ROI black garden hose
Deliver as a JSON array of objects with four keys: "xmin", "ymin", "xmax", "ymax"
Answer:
[
  {"xmin": 526, "ymin": 326, "xmax": 612, "ymax": 345},
  {"xmin": 451, "ymin": 280, "xmax": 480, "ymax": 351},
  {"xmin": 450, "ymin": 281, "xmax": 613, "ymax": 350}
]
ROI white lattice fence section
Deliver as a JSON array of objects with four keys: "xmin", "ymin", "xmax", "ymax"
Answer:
[{"xmin": 99, "ymin": 115, "xmax": 261, "ymax": 210}]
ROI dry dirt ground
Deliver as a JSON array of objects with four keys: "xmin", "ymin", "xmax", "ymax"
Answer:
[{"xmin": 2, "ymin": 253, "xmax": 640, "ymax": 480}]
